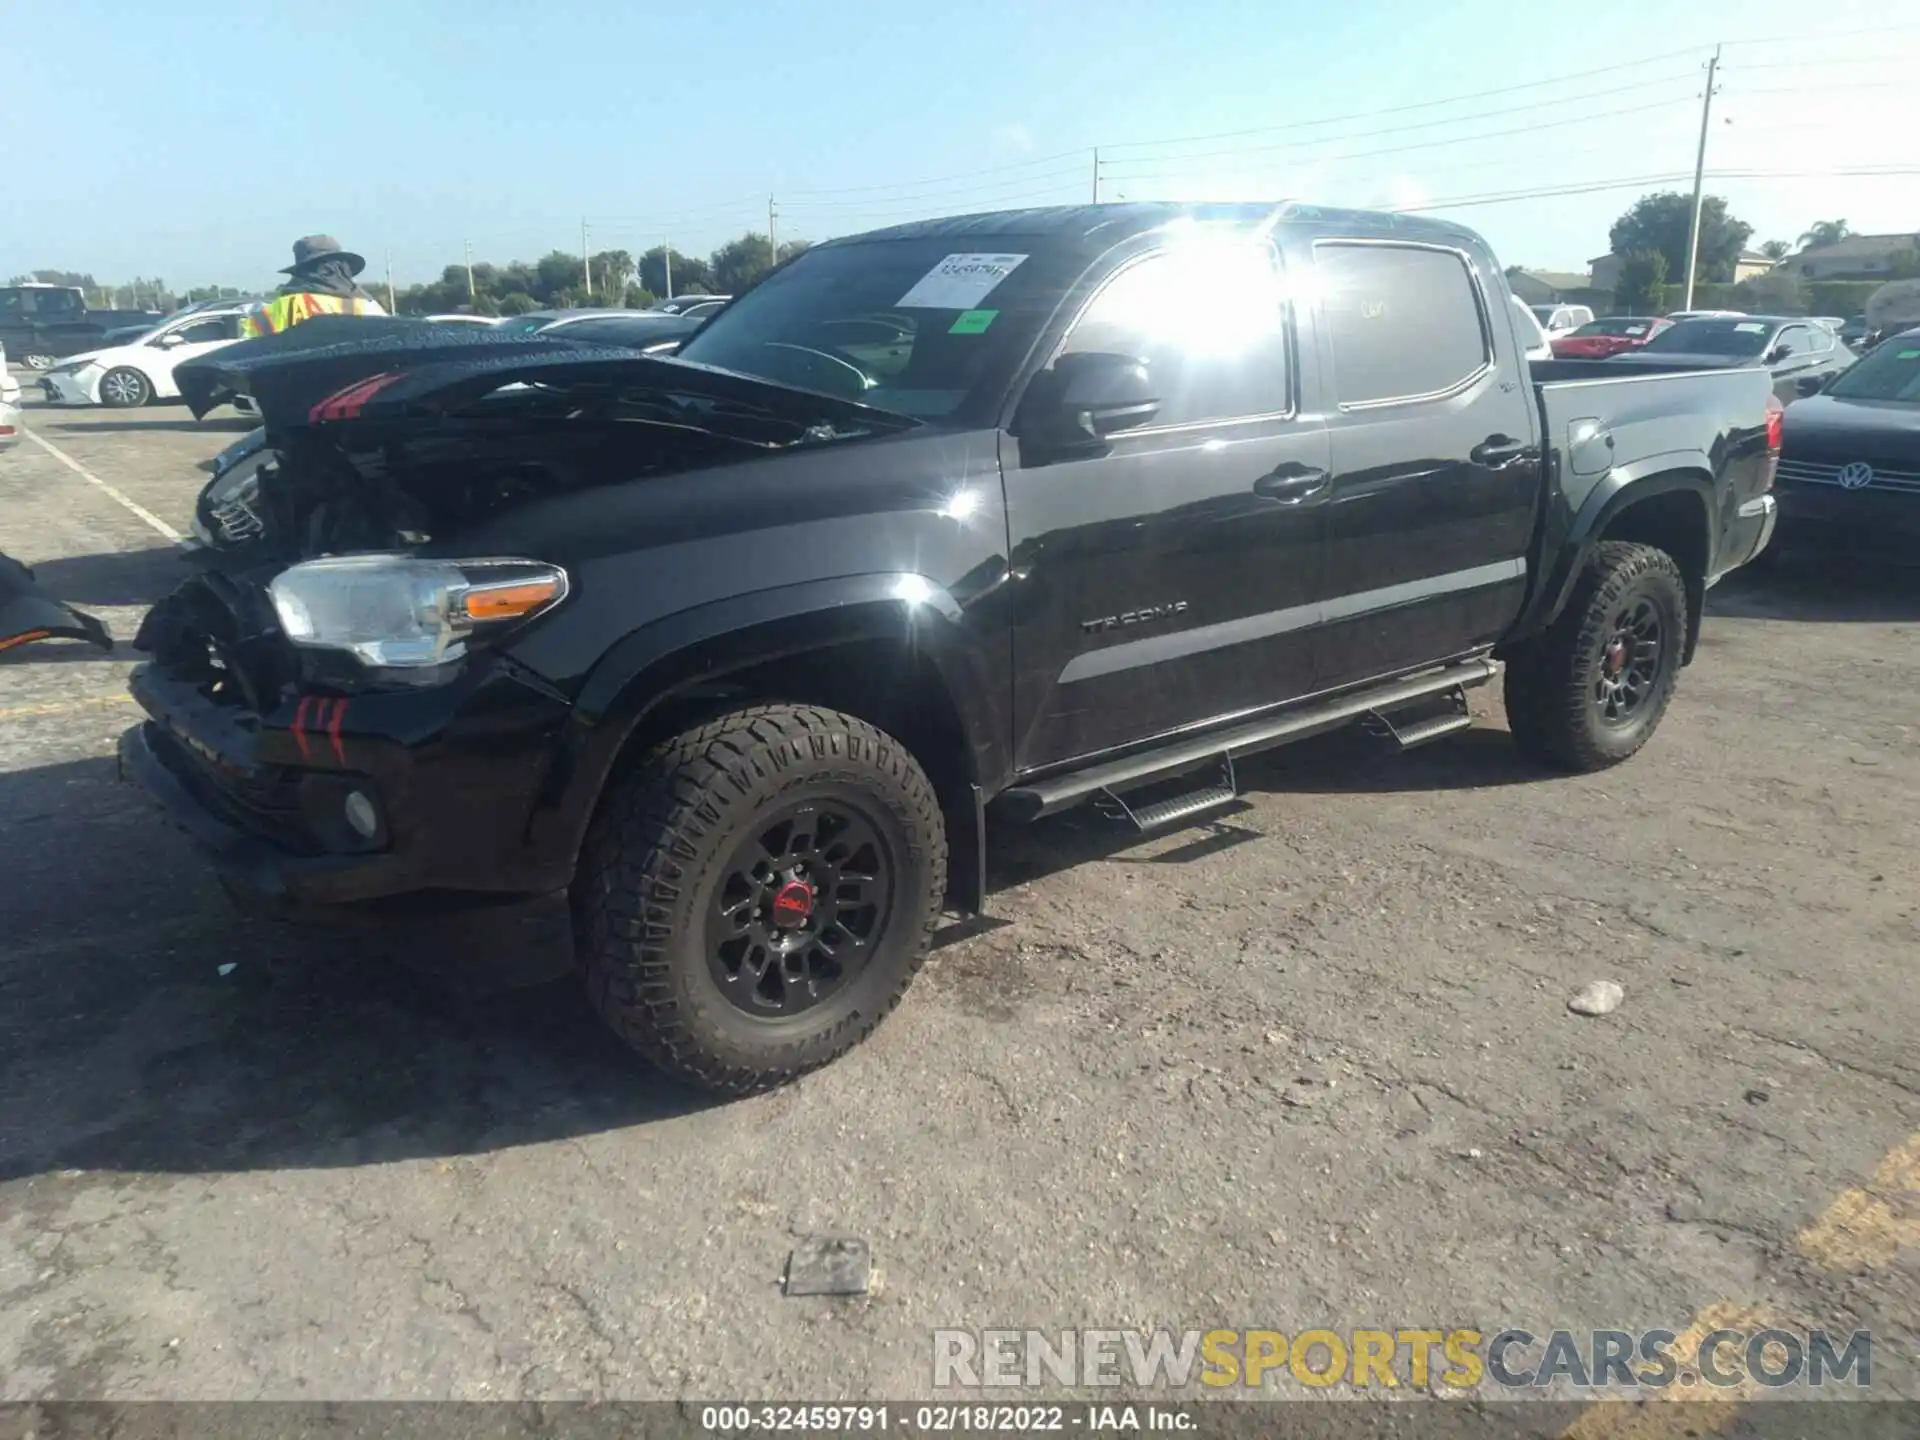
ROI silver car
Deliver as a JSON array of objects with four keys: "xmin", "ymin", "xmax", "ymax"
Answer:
[{"xmin": 0, "ymin": 341, "xmax": 21, "ymax": 449}]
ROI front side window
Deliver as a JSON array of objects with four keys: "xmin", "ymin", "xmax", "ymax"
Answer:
[
  {"xmin": 1776, "ymin": 326, "xmax": 1812, "ymax": 357},
  {"xmin": 169, "ymin": 317, "xmax": 234, "ymax": 345},
  {"xmin": 1052, "ymin": 237, "xmax": 1290, "ymax": 429},
  {"xmin": 1316, "ymin": 242, "xmax": 1490, "ymax": 406}
]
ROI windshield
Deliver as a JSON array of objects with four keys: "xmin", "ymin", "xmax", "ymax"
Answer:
[
  {"xmin": 676, "ymin": 238, "xmax": 1068, "ymax": 421},
  {"xmin": 1571, "ymin": 317, "xmax": 1658, "ymax": 338},
  {"xmin": 1825, "ymin": 335, "xmax": 1920, "ymax": 402},
  {"xmin": 1639, "ymin": 319, "xmax": 1773, "ymax": 357}
]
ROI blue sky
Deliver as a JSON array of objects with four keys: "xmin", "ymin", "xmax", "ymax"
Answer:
[{"xmin": 7, "ymin": 0, "xmax": 1917, "ymax": 292}]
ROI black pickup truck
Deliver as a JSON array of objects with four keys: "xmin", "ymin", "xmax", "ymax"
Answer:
[
  {"xmin": 121, "ymin": 202, "xmax": 1780, "ymax": 1092},
  {"xmin": 0, "ymin": 284, "xmax": 165, "ymax": 369}
]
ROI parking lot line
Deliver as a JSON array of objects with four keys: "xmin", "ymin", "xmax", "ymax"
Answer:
[
  {"xmin": 1796, "ymin": 1133, "xmax": 1920, "ymax": 1271},
  {"xmin": 22, "ymin": 426, "xmax": 186, "ymax": 545}
]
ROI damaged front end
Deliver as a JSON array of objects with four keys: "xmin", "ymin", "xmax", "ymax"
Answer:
[
  {"xmin": 129, "ymin": 321, "xmax": 915, "ymax": 972},
  {"xmin": 0, "ymin": 551, "xmax": 113, "ymax": 654}
]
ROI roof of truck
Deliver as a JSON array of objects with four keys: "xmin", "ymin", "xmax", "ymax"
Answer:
[{"xmin": 835, "ymin": 202, "xmax": 1482, "ymax": 255}]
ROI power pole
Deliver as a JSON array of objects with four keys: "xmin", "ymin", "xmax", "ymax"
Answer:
[
  {"xmin": 663, "ymin": 239, "xmax": 673, "ymax": 300},
  {"xmin": 384, "ymin": 249, "xmax": 395, "ymax": 312},
  {"xmin": 1092, "ymin": 148, "xmax": 1100, "ymax": 204},
  {"xmin": 464, "ymin": 240, "xmax": 476, "ymax": 304},
  {"xmin": 768, "ymin": 197, "xmax": 778, "ymax": 257},
  {"xmin": 1682, "ymin": 45, "xmax": 1722, "ymax": 312},
  {"xmin": 582, "ymin": 219, "xmax": 593, "ymax": 302}
]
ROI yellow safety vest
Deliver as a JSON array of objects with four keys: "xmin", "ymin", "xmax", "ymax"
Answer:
[{"xmin": 239, "ymin": 291, "xmax": 386, "ymax": 339}]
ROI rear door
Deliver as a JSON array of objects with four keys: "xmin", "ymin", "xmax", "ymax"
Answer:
[
  {"xmin": 1004, "ymin": 230, "xmax": 1332, "ymax": 771},
  {"xmin": 1302, "ymin": 234, "xmax": 1540, "ymax": 689}
]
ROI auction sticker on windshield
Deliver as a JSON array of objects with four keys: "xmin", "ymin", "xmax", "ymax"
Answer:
[
  {"xmin": 1736, "ymin": 322, "xmax": 1766, "ymax": 332},
  {"xmin": 898, "ymin": 254, "xmax": 1028, "ymax": 310}
]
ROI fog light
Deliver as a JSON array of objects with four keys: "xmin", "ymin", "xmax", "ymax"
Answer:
[{"xmin": 343, "ymin": 790, "xmax": 379, "ymax": 839}]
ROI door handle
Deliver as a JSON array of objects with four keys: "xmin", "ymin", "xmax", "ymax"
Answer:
[
  {"xmin": 1253, "ymin": 465, "xmax": 1330, "ymax": 502},
  {"xmin": 1471, "ymin": 435, "xmax": 1528, "ymax": 466}
]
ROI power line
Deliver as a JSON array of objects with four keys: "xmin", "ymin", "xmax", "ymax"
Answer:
[
  {"xmin": 1396, "ymin": 165, "xmax": 1920, "ymax": 214},
  {"xmin": 1099, "ymin": 97, "xmax": 1691, "ymax": 180},
  {"xmin": 778, "ymin": 146, "xmax": 1097, "ymax": 199},
  {"xmin": 775, "ymin": 163, "xmax": 1093, "ymax": 212},
  {"xmin": 1101, "ymin": 66, "xmax": 1700, "ymax": 156}
]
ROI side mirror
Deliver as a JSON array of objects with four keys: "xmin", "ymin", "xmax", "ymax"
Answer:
[
  {"xmin": 1043, "ymin": 351, "xmax": 1161, "ymax": 442},
  {"xmin": 157, "ymin": 331, "xmax": 188, "ymax": 348},
  {"xmin": 1795, "ymin": 373, "xmax": 1826, "ymax": 396},
  {"xmin": 1764, "ymin": 345, "xmax": 1790, "ymax": 365}
]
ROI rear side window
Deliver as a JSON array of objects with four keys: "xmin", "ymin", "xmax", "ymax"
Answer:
[
  {"xmin": 1315, "ymin": 242, "xmax": 1490, "ymax": 406},
  {"xmin": 1054, "ymin": 238, "xmax": 1290, "ymax": 428}
]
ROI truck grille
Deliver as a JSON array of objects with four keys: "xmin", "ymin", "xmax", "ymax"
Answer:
[{"xmin": 1776, "ymin": 458, "xmax": 1920, "ymax": 495}]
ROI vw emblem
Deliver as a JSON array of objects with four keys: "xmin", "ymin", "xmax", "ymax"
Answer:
[{"xmin": 1837, "ymin": 461, "xmax": 1875, "ymax": 490}]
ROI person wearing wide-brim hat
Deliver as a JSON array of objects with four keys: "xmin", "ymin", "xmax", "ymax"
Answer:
[{"xmin": 240, "ymin": 233, "xmax": 386, "ymax": 339}]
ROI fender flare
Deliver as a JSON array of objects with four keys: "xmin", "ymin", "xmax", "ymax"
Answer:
[
  {"xmin": 1514, "ymin": 457, "xmax": 1715, "ymax": 656},
  {"xmin": 529, "ymin": 571, "xmax": 1003, "ymax": 865}
]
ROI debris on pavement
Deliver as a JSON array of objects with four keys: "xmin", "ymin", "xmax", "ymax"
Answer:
[
  {"xmin": 784, "ymin": 1237, "xmax": 871, "ymax": 1297},
  {"xmin": 1567, "ymin": 980, "xmax": 1625, "ymax": 1017},
  {"xmin": 217, "ymin": 963, "xmax": 237, "ymax": 977}
]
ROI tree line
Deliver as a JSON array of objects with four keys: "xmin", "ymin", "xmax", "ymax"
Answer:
[
  {"xmin": 7, "ymin": 230, "xmax": 814, "ymax": 317},
  {"xmin": 391, "ymin": 233, "xmax": 812, "ymax": 316},
  {"xmin": 1601, "ymin": 195, "xmax": 1917, "ymax": 315}
]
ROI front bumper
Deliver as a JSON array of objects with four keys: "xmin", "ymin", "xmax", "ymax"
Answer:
[
  {"xmin": 1773, "ymin": 481, "xmax": 1920, "ymax": 561},
  {"xmin": 40, "ymin": 367, "xmax": 100, "ymax": 405},
  {"xmin": 119, "ymin": 648, "xmax": 578, "ymax": 907}
]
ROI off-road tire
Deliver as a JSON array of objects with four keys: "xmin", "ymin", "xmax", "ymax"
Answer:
[
  {"xmin": 1504, "ymin": 541, "xmax": 1687, "ymax": 773},
  {"xmin": 574, "ymin": 703, "xmax": 947, "ymax": 1093},
  {"xmin": 98, "ymin": 366, "xmax": 151, "ymax": 408}
]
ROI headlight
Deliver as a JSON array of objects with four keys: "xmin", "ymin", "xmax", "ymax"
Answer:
[{"xmin": 268, "ymin": 554, "xmax": 569, "ymax": 669}]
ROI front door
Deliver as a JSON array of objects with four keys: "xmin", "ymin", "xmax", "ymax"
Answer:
[
  {"xmin": 1304, "ymin": 236, "xmax": 1542, "ymax": 689},
  {"xmin": 1004, "ymin": 234, "xmax": 1331, "ymax": 773}
]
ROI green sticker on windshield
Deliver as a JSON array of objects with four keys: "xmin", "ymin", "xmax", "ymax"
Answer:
[
  {"xmin": 1899, "ymin": 349, "xmax": 1920, "ymax": 360},
  {"xmin": 949, "ymin": 308, "xmax": 998, "ymax": 335}
]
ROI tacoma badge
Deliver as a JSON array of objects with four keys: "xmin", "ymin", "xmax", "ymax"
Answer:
[{"xmin": 1080, "ymin": 600, "xmax": 1189, "ymax": 634}]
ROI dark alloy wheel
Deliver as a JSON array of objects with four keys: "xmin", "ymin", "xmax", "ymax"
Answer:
[
  {"xmin": 1592, "ymin": 595, "xmax": 1663, "ymax": 726},
  {"xmin": 575, "ymin": 703, "xmax": 946, "ymax": 1093},
  {"xmin": 707, "ymin": 798, "xmax": 895, "ymax": 1017},
  {"xmin": 1504, "ymin": 540, "xmax": 1687, "ymax": 773}
]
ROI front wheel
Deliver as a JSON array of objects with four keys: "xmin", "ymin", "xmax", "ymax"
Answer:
[
  {"xmin": 98, "ymin": 366, "xmax": 152, "ymax": 408},
  {"xmin": 574, "ymin": 703, "xmax": 947, "ymax": 1093},
  {"xmin": 1504, "ymin": 541, "xmax": 1687, "ymax": 772},
  {"xmin": 21, "ymin": 352, "xmax": 56, "ymax": 371}
]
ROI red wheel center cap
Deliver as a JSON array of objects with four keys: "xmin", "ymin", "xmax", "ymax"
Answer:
[
  {"xmin": 770, "ymin": 881, "xmax": 815, "ymax": 927},
  {"xmin": 1604, "ymin": 638, "xmax": 1627, "ymax": 675}
]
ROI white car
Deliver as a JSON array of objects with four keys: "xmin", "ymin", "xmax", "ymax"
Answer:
[
  {"xmin": 38, "ymin": 305, "xmax": 249, "ymax": 408},
  {"xmin": 1510, "ymin": 296, "xmax": 1551, "ymax": 362},
  {"xmin": 1529, "ymin": 303, "xmax": 1595, "ymax": 342}
]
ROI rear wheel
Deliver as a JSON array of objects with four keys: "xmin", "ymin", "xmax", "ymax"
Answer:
[
  {"xmin": 1504, "ymin": 541, "xmax": 1687, "ymax": 772},
  {"xmin": 98, "ymin": 367, "xmax": 151, "ymax": 408},
  {"xmin": 574, "ymin": 703, "xmax": 947, "ymax": 1093}
]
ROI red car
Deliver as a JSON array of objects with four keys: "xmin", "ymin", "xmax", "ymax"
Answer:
[{"xmin": 1551, "ymin": 316, "xmax": 1672, "ymax": 359}]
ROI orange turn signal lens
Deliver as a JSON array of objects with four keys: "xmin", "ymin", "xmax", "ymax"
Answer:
[{"xmin": 460, "ymin": 577, "xmax": 564, "ymax": 623}]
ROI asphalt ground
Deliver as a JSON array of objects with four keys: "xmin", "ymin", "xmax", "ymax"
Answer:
[{"xmin": 1, "ymin": 389, "xmax": 1916, "ymax": 1427}]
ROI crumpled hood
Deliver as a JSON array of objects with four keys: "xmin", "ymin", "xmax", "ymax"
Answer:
[
  {"xmin": 173, "ymin": 316, "xmax": 582, "ymax": 421},
  {"xmin": 172, "ymin": 313, "xmax": 920, "ymax": 437}
]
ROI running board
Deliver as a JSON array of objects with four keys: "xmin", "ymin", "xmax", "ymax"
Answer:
[
  {"xmin": 999, "ymin": 658, "xmax": 1498, "ymax": 824},
  {"xmin": 1095, "ymin": 756, "xmax": 1239, "ymax": 833},
  {"xmin": 1363, "ymin": 684, "xmax": 1474, "ymax": 751}
]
